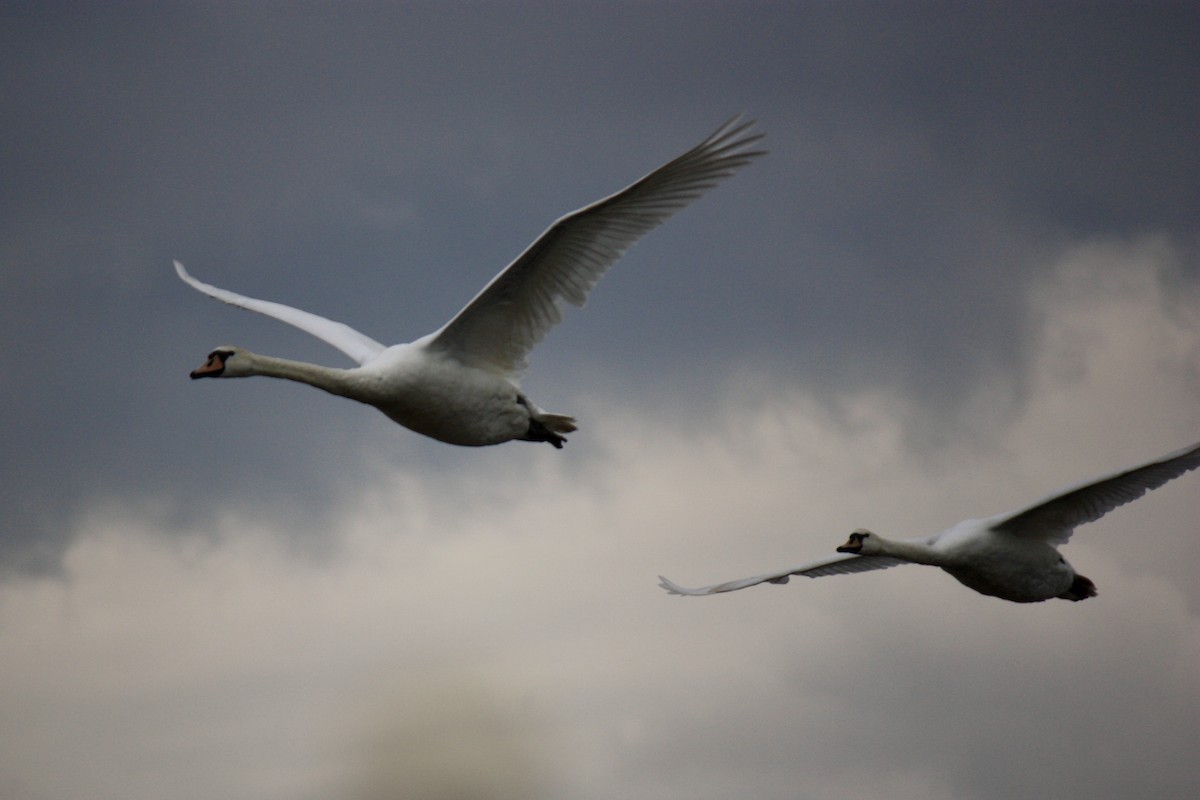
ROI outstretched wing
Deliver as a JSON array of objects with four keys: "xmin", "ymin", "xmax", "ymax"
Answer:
[
  {"xmin": 659, "ymin": 552, "xmax": 908, "ymax": 596},
  {"xmin": 174, "ymin": 261, "xmax": 387, "ymax": 366},
  {"xmin": 989, "ymin": 441, "xmax": 1200, "ymax": 545},
  {"xmin": 429, "ymin": 116, "xmax": 766, "ymax": 373}
]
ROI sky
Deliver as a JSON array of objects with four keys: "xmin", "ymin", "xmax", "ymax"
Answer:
[{"xmin": 2, "ymin": 3, "xmax": 1199, "ymax": 799}]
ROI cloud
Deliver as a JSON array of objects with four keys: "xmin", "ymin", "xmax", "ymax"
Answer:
[
  {"xmin": 5, "ymin": 4, "xmax": 1199, "ymax": 577},
  {"xmin": 332, "ymin": 675, "xmax": 561, "ymax": 800},
  {"xmin": 1, "ymin": 235, "xmax": 1197, "ymax": 800}
]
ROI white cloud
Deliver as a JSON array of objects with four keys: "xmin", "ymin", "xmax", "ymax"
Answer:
[{"xmin": 1, "ymin": 236, "xmax": 1197, "ymax": 800}]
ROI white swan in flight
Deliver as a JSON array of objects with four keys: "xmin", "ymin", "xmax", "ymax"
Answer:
[
  {"xmin": 178, "ymin": 117, "xmax": 764, "ymax": 448},
  {"xmin": 660, "ymin": 441, "xmax": 1200, "ymax": 603}
]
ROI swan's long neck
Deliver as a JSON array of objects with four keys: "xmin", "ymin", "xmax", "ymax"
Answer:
[
  {"xmin": 871, "ymin": 536, "xmax": 944, "ymax": 567},
  {"xmin": 238, "ymin": 352, "xmax": 369, "ymax": 402}
]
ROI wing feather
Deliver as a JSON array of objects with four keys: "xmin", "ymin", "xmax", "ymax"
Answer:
[
  {"xmin": 989, "ymin": 441, "xmax": 1200, "ymax": 544},
  {"xmin": 659, "ymin": 553, "xmax": 908, "ymax": 596},
  {"xmin": 430, "ymin": 116, "xmax": 766, "ymax": 372},
  {"xmin": 174, "ymin": 261, "xmax": 387, "ymax": 366}
]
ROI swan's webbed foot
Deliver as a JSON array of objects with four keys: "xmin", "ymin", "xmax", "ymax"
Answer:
[
  {"xmin": 1057, "ymin": 573, "xmax": 1098, "ymax": 602},
  {"xmin": 514, "ymin": 395, "xmax": 573, "ymax": 448},
  {"xmin": 521, "ymin": 418, "xmax": 567, "ymax": 449}
]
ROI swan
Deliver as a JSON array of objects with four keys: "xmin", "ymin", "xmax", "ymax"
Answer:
[
  {"xmin": 660, "ymin": 440, "xmax": 1200, "ymax": 603},
  {"xmin": 177, "ymin": 117, "xmax": 765, "ymax": 448}
]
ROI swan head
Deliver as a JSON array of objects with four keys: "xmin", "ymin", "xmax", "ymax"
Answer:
[
  {"xmin": 190, "ymin": 346, "xmax": 246, "ymax": 379},
  {"xmin": 836, "ymin": 528, "xmax": 879, "ymax": 555}
]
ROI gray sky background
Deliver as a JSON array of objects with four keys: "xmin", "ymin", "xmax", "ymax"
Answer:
[{"xmin": 2, "ymin": 3, "xmax": 1199, "ymax": 799}]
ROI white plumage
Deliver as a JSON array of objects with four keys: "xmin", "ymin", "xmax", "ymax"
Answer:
[
  {"xmin": 660, "ymin": 441, "xmax": 1200, "ymax": 602},
  {"xmin": 178, "ymin": 117, "xmax": 764, "ymax": 447}
]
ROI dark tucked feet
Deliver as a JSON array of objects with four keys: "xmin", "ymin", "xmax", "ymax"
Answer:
[
  {"xmin": 523, "ymin": 418, "xmax": 567, "ymax": 449},
  {"xmin": 1059, "ymin": 573, "xmax": 1097, "ymax": 601}
]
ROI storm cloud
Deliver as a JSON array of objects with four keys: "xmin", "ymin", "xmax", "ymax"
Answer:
[{"xmin": 1, "ymin": 4, "xmax": 1198, "ymax": 799}]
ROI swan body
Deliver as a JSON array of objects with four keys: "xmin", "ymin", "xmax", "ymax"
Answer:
[
  {"xmin": 179, "ymin": 117, "xmax": 765, "ymax": 447},
  {"xmin": 660, "ymin": 440, "xmax": 1200, "ymax": 603}
]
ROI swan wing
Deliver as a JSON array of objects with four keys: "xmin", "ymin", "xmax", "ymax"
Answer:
[
  {"xmin": 429, "ymin": 116, "xmax": 766, "ymax": 373},
  {"xmin": 174, "ymin": 261, "xmax": 387, "ymax": 366},
  {"xmin": 989, "ymin": 441, "xmax": 1200, "ymax": 545},
  {"xmin": 659, "ymin": 552, "xmax": 908, "ymax": 596}
]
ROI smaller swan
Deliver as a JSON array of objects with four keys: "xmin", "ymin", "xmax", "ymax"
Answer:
[
  {"xmin": 660, "ymin": 441, "xmax": 1200, "ymax": 603},
  {"xmin": 178, "ymin": 117, "xmax": 765, "ymax": 448}
]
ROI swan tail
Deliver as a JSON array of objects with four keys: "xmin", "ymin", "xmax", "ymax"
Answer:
[
  {"xmin": 522, "ymin": 412, "xmax": 577, "ymax": 449},
  {"xmin": 538, "ymin": 413, "xmax": 577, "ymax": 435}
]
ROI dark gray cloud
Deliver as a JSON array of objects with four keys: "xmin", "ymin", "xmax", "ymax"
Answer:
[{"xmin": 2, "ymin": 4, "xmax": 1197, "ymax": 577}]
